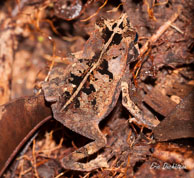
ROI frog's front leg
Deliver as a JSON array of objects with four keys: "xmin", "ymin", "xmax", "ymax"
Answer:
[
  {"xmin": 121, "ymin": 74, "xmax": 159, "ymax": 128},
  {"xmin": 60, "ymin": 122, "xmax": 108, "ymax": 171}
]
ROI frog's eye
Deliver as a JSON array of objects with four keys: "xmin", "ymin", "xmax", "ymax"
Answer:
[{"xmin": 134, "ymin": 33, "xmax": 138, "ymax": 43}]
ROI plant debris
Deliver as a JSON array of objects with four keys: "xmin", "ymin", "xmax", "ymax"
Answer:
[{"xmin": 0, "ymin": 0, "xmax": 193, "ymax": 177}]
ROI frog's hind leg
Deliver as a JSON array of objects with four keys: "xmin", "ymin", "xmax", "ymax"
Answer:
[{"xmin": 60, "ymin": 123, "xmax": 108, "ymax": 171}]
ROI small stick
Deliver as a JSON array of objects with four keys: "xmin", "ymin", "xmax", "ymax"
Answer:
[
  {"xmin": 140, "ymin": 6, "xmax": 182, "ymax": 55},
  {"xmin": 170, "ymin": 24, "xmax": 184, "ymax": 34},
  {"xmin": 32, "ymin": 139, "xmax": 40, "ymax": 178}
]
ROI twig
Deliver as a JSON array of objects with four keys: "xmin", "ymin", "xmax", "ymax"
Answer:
[
  {"xmin": 170, "ymin": 24, "xmax": 184, "ymax": 34},
  {"xmin": 13, "ymin": 132, "xmax": 38, "ymax": 178},
  {"xmin": 32, "ymin": 139, "xmax": 40, "ymax": 178},
  {"xmin": 81, "ymin": 0, "xmax": 108, "ymax": 22},
  {"xmin": 140, "ymin": 6, "xmax": 182, "ymax": 55}
]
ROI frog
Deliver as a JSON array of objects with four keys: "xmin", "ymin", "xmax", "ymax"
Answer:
[{"xmin": 42, "ymin": 13, "xmax": 148, "ymax": 171}]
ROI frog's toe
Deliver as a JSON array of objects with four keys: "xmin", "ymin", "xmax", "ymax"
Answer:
[{"xmin": 61, "ymin": 154, "xmax": 109, "ymax": 171}]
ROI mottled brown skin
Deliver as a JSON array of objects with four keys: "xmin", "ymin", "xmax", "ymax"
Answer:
[{"xmin": 42, "ymin": 14, "xmax": 138, "ymax": 171}]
